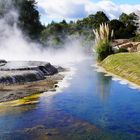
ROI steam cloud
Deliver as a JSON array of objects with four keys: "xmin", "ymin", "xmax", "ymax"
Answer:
[{"xmin": 0, "ymin": 1, "xmax": 89, "ymax": 65}]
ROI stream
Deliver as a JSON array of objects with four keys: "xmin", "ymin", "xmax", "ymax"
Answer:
[{"xmin": 0, "ymin": 58, "xmax": 140, "ymax": 140}]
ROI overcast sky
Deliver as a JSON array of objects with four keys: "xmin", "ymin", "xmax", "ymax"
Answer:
[{"xmin": 37, "ymin": 0, "xmax": 140, "ymax": 25}]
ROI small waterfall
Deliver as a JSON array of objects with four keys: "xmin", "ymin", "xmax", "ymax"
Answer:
[{"xmin": 0, "ymin": 61, "xmax": 58, "ymax": 85}]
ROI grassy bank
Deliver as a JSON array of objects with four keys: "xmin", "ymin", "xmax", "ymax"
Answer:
[{"xmin": 101, "ymin": 52, "xmax": 140, "ymax": 85}]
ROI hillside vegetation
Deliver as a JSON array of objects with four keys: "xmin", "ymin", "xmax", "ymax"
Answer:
[
  {"xmin": 0, "ymin": 0, "xmax": 139, "ymax": 47},
  {"xmin": 101, "ymin": 52, "xmax": 140, "ymax": 85}
]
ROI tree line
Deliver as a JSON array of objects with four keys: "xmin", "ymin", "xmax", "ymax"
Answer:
[{"xmin": 0, "ymin": 0, "xmax": 139, "ymax": 46}]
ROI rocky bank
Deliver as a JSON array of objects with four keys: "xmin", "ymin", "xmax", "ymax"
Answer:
[{"xmin": 0, "ymin": 60, "xmax": 65, "ymax": 102}]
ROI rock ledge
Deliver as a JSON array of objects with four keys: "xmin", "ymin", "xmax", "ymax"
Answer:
[{"xmin": 0, "ymin": 60, "xmax": 58, "ymax": 85}]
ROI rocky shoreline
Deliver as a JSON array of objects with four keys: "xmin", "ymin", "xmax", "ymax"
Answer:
[
  {"xmin": 0, "ymin": 60, "xmax": 65, "ymax": 102},
  {"xmin": 0, "ymin": 60, "xmax": 59, "ymax": 85}
]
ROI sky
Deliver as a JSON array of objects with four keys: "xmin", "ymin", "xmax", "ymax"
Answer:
[
  {"xmin": 37, "ymin": 0, "xmax": 140, "ymax": 25},
  {"xmin": 91, "ymin": 0, "xmax": 140, "ymax": 5}
]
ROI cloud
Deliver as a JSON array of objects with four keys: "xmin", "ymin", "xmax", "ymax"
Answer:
[
  {"xmin": 37, "ymin": 0, "xmax": 88, "ymax": 24},
  {"xmin": 37, "ymin": 0, "xmax": 140, "ymax": 24}
]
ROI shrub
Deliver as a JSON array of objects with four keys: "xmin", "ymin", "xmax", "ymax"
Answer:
[
  {"xmin": 96, "ymin": 41, "xmax": 113, "ymax": 61},
  {"xmin": 118, "ymin": 48, "xmax": 128, "ymax": 53},
  {"xmin": 131, "ymin": 34, "xmax": 140, "ymax": 42},
  {"xmin": 93, "ymin": 23, "xmax": 113, "ymax": 61}
]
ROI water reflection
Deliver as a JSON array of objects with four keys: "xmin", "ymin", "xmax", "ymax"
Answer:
[{"xmin": 95, "ymin": 72, "xmax": 112, "ymax": 102}]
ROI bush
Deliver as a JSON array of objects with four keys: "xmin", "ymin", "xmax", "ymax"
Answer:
[
  {"xmin": 96, "ymin": 40, "xmax": 113, "ymax": 61},
  {"xmin": 118, "ymin": 48, "xmax": 128, "ymax": 53},
  {"xmin": 93, "ymin": 23, "xmax": 114, "ymax": 61},
  {"xmin": 131, "ymin": 34, "xmax": 140, "ymax": 42}
]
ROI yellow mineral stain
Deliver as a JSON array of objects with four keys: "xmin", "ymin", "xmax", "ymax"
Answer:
[{"xmin": 0, "ymin": 93, "xmax": 41, "ymax": 107}]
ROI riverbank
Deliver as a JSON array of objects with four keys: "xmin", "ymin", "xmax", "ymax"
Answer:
[
  {"xmin": 0, "ymin": 73, "xmax": 65, "ymax": 103},
  {"xmin": 100, "ymin": 52, "xmax": 140, "ymax": 88},
  {"xmin": 0, "ymin": 60, "xmax": 67, "ymax": 103}
]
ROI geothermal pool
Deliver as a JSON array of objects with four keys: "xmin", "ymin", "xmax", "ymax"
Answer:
[{"xmin": 0, "ymin": 58, "xmax": 140, "ymax": 140}]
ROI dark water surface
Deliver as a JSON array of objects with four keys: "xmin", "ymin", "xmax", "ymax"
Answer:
[{"xmin": 0, "ymin": 59, "xmax": 140, "ymax": 140}]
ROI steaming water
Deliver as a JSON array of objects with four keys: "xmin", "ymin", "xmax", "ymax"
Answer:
[
  {"xmin": 0, "ymin": 58, "xmax": 140, "ymax": 140},
  {"xmin": 0, "ymin": 7, "xmax": 87, "ymax": 66}
]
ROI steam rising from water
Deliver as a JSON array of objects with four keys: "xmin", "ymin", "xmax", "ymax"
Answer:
[{"xmin": 0, "ymin": 4, "xmax": 89, "ymax": 65}]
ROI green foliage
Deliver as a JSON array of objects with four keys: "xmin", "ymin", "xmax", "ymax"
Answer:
[
  {"xmin": 0, "ymin": 0, "xmax": 139, "ymax": 47},
  {"xmin": 0, "ymin": 0, "xmax": 44, "ymax": 40},
  {"xmin": 14, "ymin": 0, "xmax": 44, "ymax": 40},
  {"xmin": 117, "ymin": 48, "xmax": 128, "ymax": 53},
  {"xmin": 76, "ymin": 11, "xmax": 109, "ymax": 29},
  {"xmin": 119, "ymin": 13, "xmax": 138, "ymax": 26},
  {"xmin": 96, "ymin": 40, "xmax": 113, "ymax": 61},
  {"xmin": 40, "ymin": 20, "xmax": 69, "ymax": 46},
  {"xmin": 109, "ymin": 13, "xmax": 139, "ymax": 39},
  {"xmin": 40, "ymin": 11, "xmax": 139, "ymax": 47},
  {"xmin": 93, "ymin": 24, "xmax": 113, "ymax": 61},
  {"xmin": 109, "ymin": 19, "xmax": 125, "ymax": 38},
  {"xmin": 40, "ymin": 11, "xmax": 109, "ymax": 46},
  {"xmin": 131, "ymin": 34, "xmax": 140, "ymax": 42},
  {"xmin": 93, "ymin": 11, "xmax": 109, "ymax": 28}
]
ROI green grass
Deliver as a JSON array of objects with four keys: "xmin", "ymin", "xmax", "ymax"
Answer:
[{"xmin": 101, "ymin": 52, "xmax": 140, "ymax": 85}]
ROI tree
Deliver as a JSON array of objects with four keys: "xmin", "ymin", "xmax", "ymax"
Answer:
[
  {"xmin": 76, "ymin": 11, "xmax": 109, "ymax": 29},
  {"xmin": 119, "ymin": 13, "xmax": 139, "ymax": 38},
  {"xmin": 13, "ymin": 0, "xmax": 44, "ymax": 40},
  {"xmin": 60, "ymin": 19, "xmax": 67, "ymax": 25},
  {"xmin": 93, "ymin": 11, "xmax": 109, "ymax": 28},
  {"xmin": 109, "ymin": 19, "xmax": 125, "ymax": 39},
  {"xmin": 40, "ymin": 21, "xmax": 69, "ymax": 46},
  {"xmin": 119, "ymin": 13, "xmax": 138, "ymax": 26}
]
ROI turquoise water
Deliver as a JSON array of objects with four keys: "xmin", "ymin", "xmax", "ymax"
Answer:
[{"xmin": 0, "ymin": 59, "xmax": 140, "ymax": 140}]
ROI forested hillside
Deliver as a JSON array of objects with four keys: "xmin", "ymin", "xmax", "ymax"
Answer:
[{"xmin": 0, "ymin": 0, "xmax": 139, "ymax": 46}]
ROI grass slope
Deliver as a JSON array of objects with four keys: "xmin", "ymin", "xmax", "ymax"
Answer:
[{"xmin": 101, "ymin": 52, "xmax": 140, "ymax": 85}]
